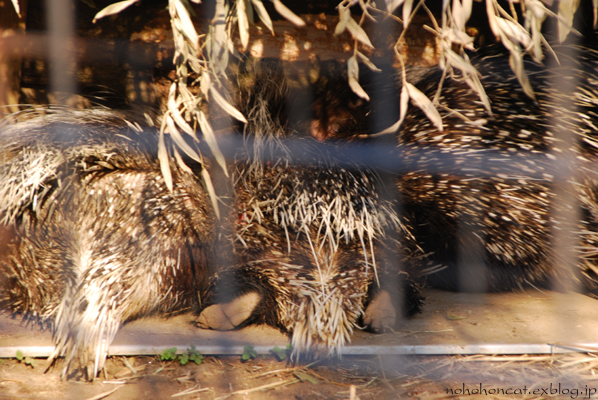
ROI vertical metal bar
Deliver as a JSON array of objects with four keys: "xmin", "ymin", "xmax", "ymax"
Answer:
[
  {"xmin": 0, "ymin": 0, "xmax": 28, "ymax": 116},
  {"xmin": 547, "ymin": 43, "xmax": 582, "ymax": 295},
  {"xmin": 545, "ymin": 41, "xmax": 584, "ymax": 350},
  {"xmin": 46, "ymin": 0, "xmax": 76, "ymax": 101}
]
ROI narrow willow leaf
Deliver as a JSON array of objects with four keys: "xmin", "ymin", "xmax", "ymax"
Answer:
[
  {"xmin": 237, "ymin": 0, "xmax": 250, "ymax": 50},
  {"xmin": 374, "ymin": 84, "xmax": 409, "ymax": 135},
  {"xmin": 486, "ymin": 0, "xmax": 500, "ymax": 39},
  {"xmin": 201, "ymin": 168, "xmax": 221, "ymax": 219},
  {"xmin": 197, "ymin": 110, "xmax": 228, "ymax": 177},
  {"xmin": 173, "ymin": 146, "xmax": 194, "ymax": 174},
  {"xmin": 158, "ymin": 127, "xmax": 174, "ymax": 192},
  {"xmin": 178, "ymin": 0, "xmax": 198, "ymax": 17},
  {"xmin": 356, "ymin": 51, "xmax": 381, "ymax": 72},
  {"xmin": 11, "ymin": 0, "xmax": 20, "ymax": 17},
  {"xmin": 93, "ymin": 0, "xmax": 140, "ymax": 23},
  {"xmin": 177, "ymin": 81, "xmax": 201, "ymax": 115},
  {"xmin": 507, "ymin": 46, "xmax": 535, "ymax": 99},
  {"xmin": 167, "ymin": 87, "xmax": 197, "ymax": 138},
  {"xmin": 335, "ymin": 6, "xmax": 351, "ymax": 35},
  {"xmin": 165, "ymin": 114, "xmax": 202, "ymax": 163},
  {"xmin": 557, "ymin": 0, "xmax": 580, "ymax": 42},
  {"xmin": 172, "ymin": 0, "xmax": 199, "ymax": 48},
  {"xmin": 272, "ymin": 0, "xmax": 305, "ymax": 27},
  {"xmin": 252, "ymin": 0, "xmax": 274, "ymax": 33},
  {"xmin": 452, "ymin": 0, "xmax": 464, "ymax": 29},
  {"xmin": 462, "ymin": 0, "xmax": 473, "ymax": 21},
  {"xmin": 346, "ymin": 18, "xmax": 374, "ymax": 48},
  {"xmin": 347, "ymin": 56, "xmax": 370, "ymax": 100},
  {"xmin": 405, "ymin": 82, "xmax": 443, "ymax": 132},
  {"xmin": 464, "ymin": 74, "xmax": 491, "ymax": 114},
  {"xmin": 443, "ymin": 28, "xmax": 474, "ymax": 49},
  {"xmin": 402, "ymin": 0, "xmax": 414, "ymax": 29},
  {"xmin": 348, "ymin": 78, "xmax": 369, "ymax": 100},
  {"xmin": 385, "ymin": 0, "xmax": 404, "ymax": 14},
  {"xmin": 210, "ymin": 87, "xmax": 248, "ymax": 123},
  {"xmin": 455, "ymin": 52, "xmax": 491, "ymax": 112},
  {"xmin": 496, "ymin": 17, "xmax": 531, "ymax": 47},
  {"xmin": 212, "ymin": 0, "xmax": 227, "ymax": 60},
  {"xmin": 227, "ymin": 36, "xmax": 242, "ymax": 58},
  {"xmin": 527, "ymin": 0, "xmax": 547, "ymax": 20},
  {"xmin": 244, "ymin": 0, "xmax": 254, "ymax": 25},
  {"xmin": 398, "ymin": 83, "xmax": 410, "ymax": 128},
  {"xmin": 452, "ymin": 0, "xmax": 472, "ymax": 31},
  {"xmin": 200, "ymin": 72, "xmax": 212, "ymax": 98},
  {"xmin": 445, "ymin": 48, "xmax": 478, "ymax": 75},
  {"xmin": 143, "ymin": 113, "xmax": 155, "ymax": 127},
  {"xmin": 525, "ymin": 1, "xmax": 546, "ymax": 62},
  {"xmin": 442, "ymin": 0, "xmax": 450, "ymax": 14}
]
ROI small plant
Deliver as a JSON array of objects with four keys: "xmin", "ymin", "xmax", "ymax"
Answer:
[
  {"xmin": 181, "ymin": 345, "xmax": 203, "ymax": 366},
  {"xmin": 270, "ymin": 344, "xmax": 292, "ymax": 361},
  {"xmin": 241, "ymin": 345, "xmax": 257, "ymax": 362},
  {"xmin": 160, "ymin": 346, "xmax": 203, "ymax": 366},
  {"xmin": 16, "ymin": 350, "xmax": 35, "ymax": 368},
  {"xmin": 160, "ymin": 347, "xmax": 178, "ymax": 362}
]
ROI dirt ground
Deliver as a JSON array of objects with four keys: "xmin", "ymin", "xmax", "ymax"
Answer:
[
  {"xmin": 3, "ymin": 289, "xmax": 598, "ymax": 399},
  {"xmin": 2, "ymin": 352, "xmax": 598, "ymax": 400}
]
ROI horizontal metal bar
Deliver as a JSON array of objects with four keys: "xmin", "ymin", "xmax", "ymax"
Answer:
[{"xmin": 2, "ymin": 343, "xmax": 597, "ymax": 358}]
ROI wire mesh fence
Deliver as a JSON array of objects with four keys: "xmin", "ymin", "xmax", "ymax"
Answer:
[{"xmin": 2, "ymin": 0, "xmax": 598, "ymax": 397}]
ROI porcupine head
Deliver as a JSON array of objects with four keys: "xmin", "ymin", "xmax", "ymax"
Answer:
[{"xmin": 198, "ymin": 58, "xmax": 406, "ymax": 359}]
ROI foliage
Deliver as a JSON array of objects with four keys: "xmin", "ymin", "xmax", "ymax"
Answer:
[
  {"xmin": 15, "ymin": 350, "xmax": 35, "ymax": 368},
  {"xmin": 181, "ymin": 345, "xmax": 204, "ymax": 365},
  {"xmin": 33, "ymin": 0, "xmax": 583, "ymax": 188},
  {"xmin": 270, "ymin": 344, "xmax": 293, "ymax": 361},
  {"xmin": 160, "ymin": 345, "xmax": 204, "ymax": 365},
  {"xmin": 241, "ymin": 345, "xmax": 257, "ymax": 361},
  {"xmin": 160, "ymin": 347, "xmax": 178, "ymax": 361}
]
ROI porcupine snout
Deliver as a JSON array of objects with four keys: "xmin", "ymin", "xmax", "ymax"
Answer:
[
  {"xmin": 278, "ymin": 242, "xmax": 376, "ymax": 358},
  {"xmin": 197, "ymin": 236, "xmax": 381, "ymax": 358},
  {"xmin": 196, "ymin": 56, "xmax": 426, "ymax": 359}
]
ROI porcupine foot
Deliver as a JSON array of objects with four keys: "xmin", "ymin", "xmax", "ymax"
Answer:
[
  {"xmin": 363, "ymin": 290, "xmax": 396, "ymax": 332},
  {"xmin": 362, "ymin": 272, "xmax": 425, "ymax": 332},
  {"xmin": 196, "ymin": 292, "xmax": 261, "ymax": 330}
]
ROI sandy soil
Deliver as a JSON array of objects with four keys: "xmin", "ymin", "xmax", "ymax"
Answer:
[
  {"xmin": 3, "ymin": 288, "xmax": 598, "ymax": 399},
  {"xmin": 0, "ymin": 354, "xmax": 421, "ymax": 400}
]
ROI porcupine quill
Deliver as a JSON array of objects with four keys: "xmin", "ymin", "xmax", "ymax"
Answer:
[
  {"xmin": 196, "ymin": 58, "xmax": 428, "ymax": 359},
  {"xmin": 0, "ymin": 108, "xmax": 217, "ymax": 379}
]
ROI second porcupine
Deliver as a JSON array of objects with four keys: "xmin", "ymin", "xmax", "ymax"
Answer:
[
  {"xmin": 310, "ymin": 45, "xmax": 598, "ymax": 294},
  {"xmin": 396, "ymin": 45, "xmax": 598, "ymax": 293},
  {"xmin": 197, "ymin": 59, "xmax": 428, "ymax": 358},
  {"xmin": 0, "ymin": 108, "xmax": 217, "ymax": 379}
]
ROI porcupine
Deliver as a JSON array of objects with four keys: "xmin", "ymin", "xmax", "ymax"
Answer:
[
  {"xmin": 310, "ymin": 44, "xmax": 598, "ymax": 295},
  {"xmin": 0, "ymin": 108, "xmax": 217, "ymax": 379},
  {"xmin": 197, "ymin": 58, "xmax": 428, "ymax": 358},
  {"xmin": 397, "ymin": 44, "xmax": 598, "ymax": 293}
]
